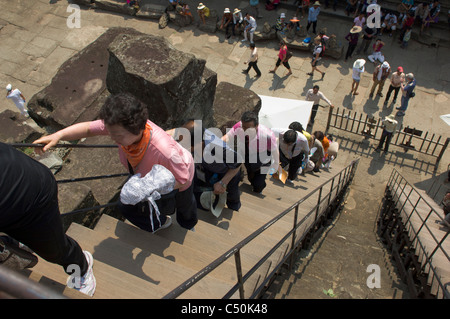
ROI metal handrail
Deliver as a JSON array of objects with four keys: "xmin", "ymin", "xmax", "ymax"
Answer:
[
  {"xmin": 386, "ymin": 169, "xmax": 450, "ymax": 298},
  {"xmin": 163, "ymin": 158, "xmax": 360, "ymax": 299},
  {"xmin": 0, "ymin": 265, "xmax": 67, "ymax": 299},
  {"xmin": 325, "ymin": 108, "xmax": 449, "ymax": 172}
]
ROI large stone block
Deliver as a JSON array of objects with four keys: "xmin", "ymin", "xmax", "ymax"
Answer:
[
  {"xmin": 27, "ymin": 27, "xmax": 141, "ymax": 131},
  {"xmin": 211, "ymin": 82, "xmax": 262, "ymax": 131},
  {"xmin": 106, "ymin": 33, "xmax": 217, "ymax": 129},
  {"xmin": 0, "ymin": 110, "xmax": 42, "ymax": 143}
]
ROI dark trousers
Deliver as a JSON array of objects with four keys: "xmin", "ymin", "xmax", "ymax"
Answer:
[
  {"xmin": 246, "ymin": 61, "xmax": 262, "ymax": 76},
  {"xmin": 276, "ymin": 57, "xmax": 291, "ymax": 70},
  {"xmin": 310, "ymin": 104, "xmax": 319, "ymax": 124},
  {"xmin": 357, "ymin": 38, "xmax": 372, "ymax": 54},
  {"xmin": 119, "ymin": 183, "xmax": 198, "ymax": 232},
  {"xmin": 279, "ymin": 150, "xmax": 304, "ymax": 180},
  {"xmin": 377, "ymin": 129, "xmax": 393, "ymax": 152},
  {"xmin": 306, "ymin": 20, "xmax": 317, "ymax": 34},
  {"xmin": 385, "ymin": 85, "xmax": 401, "ymax": 103},
  {"xmin": 0, "ymin": 182, "xmax": 88, "ymax": 276},
  {"xmin": 225, "ymin": 22, "xmax": 234, "ymax": 37},
  {"xmin": 193, "ymin": 168, "xmax": 242, "ymax": 211},
  {"xmin": 345, "ymin": 43, "xmax": 357, "ymax": 60}
]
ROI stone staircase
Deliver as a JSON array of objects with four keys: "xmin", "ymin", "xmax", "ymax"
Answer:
[{"xmin": 19, "ymin": 161, "xmax": 352, "ymax": 299}]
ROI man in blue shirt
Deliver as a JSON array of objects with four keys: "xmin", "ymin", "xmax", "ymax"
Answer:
[
  {"xmin": 307, "ymin": 1, "xmax": 321, "ymax": 34},
  {"xmin": 396, "ymin": 73, "xmax": 416, "ymax": 116}
]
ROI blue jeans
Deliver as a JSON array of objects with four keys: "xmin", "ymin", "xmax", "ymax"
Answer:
[{"xmin": 399, "ymin": 96, "xmax": 410, "ymax": 111}]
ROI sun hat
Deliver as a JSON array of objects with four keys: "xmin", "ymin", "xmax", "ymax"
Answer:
[
  {"xmin": 353, "ymin": 59, "xmax": 366, "ymax": 69},
  {"xmin": 313, "ymin": 1, "xmax": 321, "ymax": 5},
  {"xmin": 6, "ymin": 84, "xmax": 12, "ymax": 91},
  {"xmin": 200, "ymin": 191, "xmax": 227, "ymax": 217},
  {"xmin": 224, "ymin": 8, "xmax": 230, "ymax": 13},
  {"xmin": 280, "ymin": 12, "xmax": 286, "ymax": 18},
  {"xmin": 233, "ymin": 8, "xmax": 241, "ymax": 14},
  {"xmin": 290, "ymin": 17, "xmax": 300, "ymax": 22},
  {"xmin": 197, "ymin": 3, "xmax": 205, "ymax": 10},
  {"xmin": 386, "ymin": 114, "xmax": 396, "ymax": 122},
  {"xmin": 350, "ymin": 25, "xmax": 362, "ymax": 33}
]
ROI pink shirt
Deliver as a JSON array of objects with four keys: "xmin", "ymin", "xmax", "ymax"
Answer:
[{"xmin": 89, "ymin": 119, "xmax": 194, "ymax": 192}]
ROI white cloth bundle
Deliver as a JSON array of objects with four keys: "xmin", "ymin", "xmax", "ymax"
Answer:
[{"xmin": 120, "ymin": 164, "xmax": 176, "ymax": 231}]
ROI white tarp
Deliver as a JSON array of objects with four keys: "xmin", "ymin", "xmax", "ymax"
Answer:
[
  {"xmin": 439, "ymin": 114, "xmax": 450, "ymax": 126},
  {"xmin": 258, "ymin": 95, "xmax": 313, "ymax": 130}
]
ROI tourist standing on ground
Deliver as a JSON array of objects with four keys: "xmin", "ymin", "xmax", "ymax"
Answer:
[
  {"xmin": 396, "ymin": 73, "xmax": 416, "ymax": 116},
  {"xmin": 306, "ymin": 1, "xmax": 321, "ymax": 34},
  {"xmin": 370, "ymin": 61, "xmax": 391, "ymax": 98},
  {"xmin": 344, "ymin": 25, "xmax": 362, "ymax": 62},
  {"xmin": 269, "ymin": 41, "xmax": 292, "ymax": 76},
  {"xmin": 6, "ymin": 84, "xmax": 29, "ymax": 117},
  {"xmin": 242, "ymin": 12, "xmax": 257, "ymax": 43},
  {"xmin": 375, "ymin": 114, "xmax": 398, "ymax": 154},
  {"xmin": 383, "ymin": 66, "xmax": 405, "ymax": 107},
  {"xmin": 307, "ymin": 36, "xmax": 326, "ymax": 79},
  {"xmin": 34, "ymin": 93, "xmax": 198, "ymax": 233},
  {"xmin": 356, "ymin": 25, "xmax": 375, "ymax": 55},
  {"xmin": 1, "ymin": 142, "xmax": 96, "ymax": 296},
  {"xmin": 351, "ymin": 59, "xmax": 366, "ymax": 95},
  {"xmin": 243, "ymin": 42, "xmax": 262, "ymax": 77},
  {"xmin": 306, "ymin": 85, "xmax": 334, "ymax": 125},
  {"xmin": 250, "ymin": 0, "xmax": 262, "ymax": 19}
]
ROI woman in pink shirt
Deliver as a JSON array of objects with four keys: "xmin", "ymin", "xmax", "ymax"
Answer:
[
  {"xmin": 269, "ymin": 42, "xmax": 293, "ymax": 76},
  {"xmin": 34, "ymin": 93, "xmax": 197, "ymax": 233}
]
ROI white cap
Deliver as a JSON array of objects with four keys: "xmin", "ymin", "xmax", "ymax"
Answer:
[
  {"xmin": 280, "ymin": 13, "xmax": 286, "ymax": 18},
  {"xmin": 6, "ymin": 84, "xmax": 12, "ymax": 91}
]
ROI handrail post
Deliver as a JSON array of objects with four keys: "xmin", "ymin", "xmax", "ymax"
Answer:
[
  {"xmin": 234, "ymin": 250, "xmax": 245, "ymax": 299},
  {"xmin": 325, "ymin": 106, "xmax": 333, "ymax": 135},
  {"xmin": 434, "ymin": 137, "xmax": 449, "ymax": 173},
  {"xmin": 315, "ymin": 187, "xmax": 323, "ymax": 222},
  {"xmin": 289, "ymin": 205, "xmax": 299, "ymax": 270}
]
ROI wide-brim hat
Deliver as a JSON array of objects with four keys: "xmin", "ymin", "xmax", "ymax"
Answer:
[
  {"xmin": 350, "ymin": 25, "xmax": 362, "ymax": 33},
  {"xmin": 197, "ymin": 3, "xmax": 205, "ymax": 10},
  {"xmin": 386, "ymin": 114, "xmax": 396, "ymax": 122},
  {"xmin": 200, "ymin": 191, "xmax": 227, "ymax": 218},
  {"xmin": 313, "ymin": 1, "xmax": 321, "ymax": 5},
  {"xmin": 290, "ymin": 17, "xmax": 300, "ymax": 22},
  {"xmin": 233, "ymin": 8, "xmax": 241, "ymax": 14},
  {"xmin": 353, "ymin": 59, "xmax": 366, "ymax": 69},
  {"xmin": 224, "ymin": 8, "xmax": 230, "ymax": 13}
]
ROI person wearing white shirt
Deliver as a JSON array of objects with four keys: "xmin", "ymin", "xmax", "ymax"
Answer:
[
  {"xmin": 242, "ymin": 13, "xmax": 257, "ymax": 43},
  {"xmin": 6, "ymin": 84, "xmax": 29, "ymax": 117},
  {"xmin": 232, "ymin": 8, "xmax": 243, "ymax": 36},
  {"xmin": 307, "ymin": 1, "xmax": 321, "ymax": 34},
  {"xmin": 272, "ymin": 128, "xmax": 310, "ymax": 183},
  {"xmin": 306, "ymin": 85, "xmax": 334, "ymax": 125},
  {"xmin": 351, "ymin": 59, "xmax": 365, "ymax": 95},
  {"xmin": 242, "ymin": 42, "xmax": 261, "ymax": 77}
]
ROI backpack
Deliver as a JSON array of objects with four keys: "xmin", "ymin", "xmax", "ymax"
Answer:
[{"xmin": 285, "ymin": 48, "xmax": 293, "ymax": 60}]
